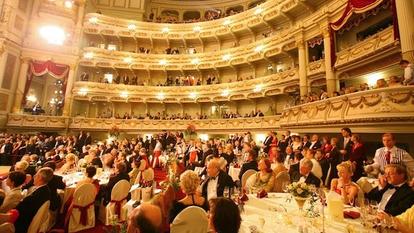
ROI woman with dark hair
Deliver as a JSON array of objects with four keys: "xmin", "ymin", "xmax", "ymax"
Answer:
[
  {"xmin": 0, "ymin": 171, "xmax": 25, "ymax": 213},
  {"xmin": 209, "ymin": 197, "xmax": 241, "ymax": 233},
  {"xmin": 349, "ymin": 133, "xmax": 366, "ymax": 181},
  {"xmin": 321, "ymin": 136, "xmax": 332, "ymax": 154},
  {"xmin": 246, "ymin": 158, "xmax": 275, "ymax": 193},
  {"xmin": 76, "ymin": 166, "xmax": 100, "ymax": 194}
]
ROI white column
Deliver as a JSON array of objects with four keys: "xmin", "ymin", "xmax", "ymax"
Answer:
[
  {"xmin": 323, "ymin": 29, "xmax": 339, "ymax": 95},
  {"xmin": 395, "ymin": 0, "xmax": 414, "ymax": 62},
  {"xmin": 12, "ymin": 58, "xmax": 31, "ymax": 113},
  {"xmin": 62, "ymin": 65, "xmax": 76, "ymax": 116},
  {"xmin": 297, "ymin": 40, "xmax": 308, "ymax": 97}
]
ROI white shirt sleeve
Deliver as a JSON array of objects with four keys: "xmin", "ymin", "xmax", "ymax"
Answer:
[
  {"xmin": 372, "ymin": 149, "xmax": 381, "ymax": 170},
  {"xmin": 404, "ymin": 65, "xmax": 414, "ymax": 84}
]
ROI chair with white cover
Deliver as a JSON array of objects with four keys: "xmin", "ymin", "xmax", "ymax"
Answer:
[
  {"xmin": 241, "ymin": 169, "xmax": 257, "ymax": 190},
  {"xmin": 99, "ymin": 180, "xmax": 130, "ymax": 225},
  {"xmin": 28, "ymin": 200, "xmax": 50, "ymax": 233},
  {"xmin": 170, "ymin": 206, "xmax": 208, "ymax": 233},
  {"xmin": 68, "ymin": 183, "xmax": 97, "ymax": 232},
  {"xmin": 273, "ymin": 171, "xmax": 290, "ymax": 192}
]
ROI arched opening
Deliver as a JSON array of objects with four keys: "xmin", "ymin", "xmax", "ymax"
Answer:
[
  {"xmin": 160, "ymin": 10, "xmax": 179, "ymax": 23},
  {"xmin": 226, "ymin": 6, "xmax": 243, "ymax": 16},
  {"xmin": 183, "ymin": 11, "xmax": 201, "ymax": 22}
]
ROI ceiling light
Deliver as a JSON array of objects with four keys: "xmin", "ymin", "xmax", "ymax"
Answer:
[
  {"xmin": 254, "ymin": 8, "xmax": 263, "ymax": 15},
  {"xmin": 89, "ymin": 17, "xmax": 98, "ymax": 24},
  {"xmin": 156, "ymin": 92, "xmax": 165, "ymax": 100},
  {"xmin": 191, "ymin": 58, "xmax": 200, "ymax": 65},
  {"xmin": 189, "ymin": 92, "xmax": 197, "ymax": 99},
  {"xmin": 221, "ymin": 89, "xmax": 230, "ymax": 97},
  {"xmin": 162, "ymin": 27, "xmax": 170, "ymax": 33},
  {"xmin": 26, "ymin": 95, "xmax": 37, "ymax": 102},
  {"xmin": 104, "ymin": 73, "xmax": 113, "ymax": 83},
  {"xmin": 159, "ymin": 59, "xmax": 167, "ymax": 65},
  {"xmin": 193, "ymin": 26, "xmax": 202, "ymax": 32},
  {"xmin": 223, "ymin": 19, "xmax": 231, "ymax": 26},
  {"xmin": 39, "ymin": 25, "xmax": 66, "ymax": 45},
  {"xmin": 254, "ymin": 84, "xmax": 262, "ymax": 93},
  {"xmin": 120, "ymin": 91, "xmax": 129, "ymax": 98},
  {"xmin": 123, "ymin": 57, "xmax": 133, "ymax": 63},
  {"xmin": 78, "ymin": 88, "xmax": 88, "ymax": 96},
  {"xmin": 254, "ymin": 45, "xmax": 264, "ymax": 53},
  {"xmin": 84, "ymin": 52, "xmax": 94, "ymax": 59},
  {"xmin": 222, "ymin": 54, "xmax": 231, "ymax": 61},
  {"xmin": 64, "ymin": 0, "xmax": 73, "ymax": 9},
  {"xmin": 127, "ymin": 24, "xmax": 136, "ymax": 30}
]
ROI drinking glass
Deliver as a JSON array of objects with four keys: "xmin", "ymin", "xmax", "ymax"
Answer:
[{"xmin": 223, "ymin": 187, "xmax": 230, "ymax": 198}]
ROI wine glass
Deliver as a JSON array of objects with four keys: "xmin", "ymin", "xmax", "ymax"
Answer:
[{"xmin": 223, "ymin": 187, "xmax": 230, "ymax": 198}]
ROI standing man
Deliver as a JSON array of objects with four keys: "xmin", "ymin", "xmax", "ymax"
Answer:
[{"xmin": 400, "ymin": 60, "xmax": 414, "ymax": 85}]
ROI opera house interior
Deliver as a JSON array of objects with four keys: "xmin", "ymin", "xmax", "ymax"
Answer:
[{"xmin": 0, "ymin": 0, "xmax": 413, "ymax": 232}]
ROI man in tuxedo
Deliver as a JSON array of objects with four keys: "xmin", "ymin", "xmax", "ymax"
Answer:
[
  {"xmin": 302, "ymin": 135, "xmax": 312, "ymax": 149},
  {"xmin": 339, "ymin": 127, "xmax": 353, "ymax": 160},
  {"xmin": 201, "ymin": 158, "xmax": 234, "ymax": 200},
  {"xmin": 289, "ymin": 152, "xmax": 304, "ymax": 183},
  {"xmin": 0, "ymin": 167, "xmax": 53, "ymax": 233},
  {"xmin": 238, "ymin": 151, "xmax": 258, "ymax": 181},
  {"xmin": 309, "ymin": 134, "xmax": 321, "ymax": 150},
  {"xmin": 262, "ymin": 131, "xmax": 273, "ymax": 154},
  {"xmin": 295, "ymin": 158, "xmax": 321, "ymax": 187},
  {"xmin": 366, "ymin": 164, "xmax": 414, "ymax": 216},
  {"xmin": 0, "ymin": 138, "xmax": 12, "ymax": 165}
]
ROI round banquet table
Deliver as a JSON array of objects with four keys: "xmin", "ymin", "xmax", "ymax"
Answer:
[{"xmin": 239, "ymin": 193, "xmax": 378, "ymax": 233}]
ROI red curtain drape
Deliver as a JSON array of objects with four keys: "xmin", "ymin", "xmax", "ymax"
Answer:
[{"xmin": 23, "ymin": 60, "xmax": 69, "ymax": 105}]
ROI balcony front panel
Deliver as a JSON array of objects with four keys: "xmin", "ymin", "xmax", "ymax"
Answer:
[
  {"xmin": 7, "ymin": 114, "xmax": 69, "ymax": 129},
  {"xmin": 72, "ymin": 69, "xmax": 299, "ymax": 102},
  {"xmin": 279, "ymin": 86, "xmax": 414, "ymax": 130}
]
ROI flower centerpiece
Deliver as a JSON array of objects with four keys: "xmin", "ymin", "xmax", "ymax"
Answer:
[
  {"xmin": 286, "ymin": 182, "xmax": 314, "ymax": 211},
  {"xmin": 184, "ymin": 123, "xmax": 197, "ymax": 140},
  {"xmin": 109, "ymin": 124, "xmax": 120, "ymax": 138}
]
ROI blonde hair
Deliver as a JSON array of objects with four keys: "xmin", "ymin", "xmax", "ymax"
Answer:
[
  {"xmin": 15, "ymin": 161, "xmax": 29, "ymax": 171},
  {"xmin": 337, "ymin": 161, "xmax": 353, "ymax": 174},
  {"xmin": 179, "ymin": 170, "xmax": 200, "ymax": 194},
  {"xmin": 66, "ymin": 153, "xmax": 77, "ymax": 163}
]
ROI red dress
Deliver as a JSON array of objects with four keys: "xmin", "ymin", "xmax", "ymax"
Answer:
[{"xmin": 268, "ymin": 138, "xmax": 278, "ymax": 162}]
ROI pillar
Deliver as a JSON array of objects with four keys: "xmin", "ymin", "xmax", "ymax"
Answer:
[
  {"xmin": 395, "ymin": 0, "xmax": 414, "ymax": 62},
  {"xmin": 297, "ymin": 40, "xmax": 308, "ymax": 97},
  {"xmin": 322, "ymin": 28, "xmax": 339, "ymax": 95},
  {"xmin": 62, "ymin": 65, "xmax": 76, "ymax": 116},
  {"xmin": 12, "ymin": 58, "xmax": 31, "ymax": 113}
]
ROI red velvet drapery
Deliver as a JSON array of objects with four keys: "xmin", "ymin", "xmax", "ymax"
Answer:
[{"xmin": 23, "ymin": 60, "xmax": 69, "ymax": 105}]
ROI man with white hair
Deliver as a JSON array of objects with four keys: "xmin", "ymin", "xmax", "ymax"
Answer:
[
  {"xmin": 297, "ymin": 158, "xmax": 321, "ymax": 187},
  {"xmin": 201, "ymin": 158, "xmax": 234, "ymax": 200}
]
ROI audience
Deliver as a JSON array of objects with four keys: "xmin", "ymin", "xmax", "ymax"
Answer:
[{"xmin": 0, "ymin": 171, "xmax": 25, "ymax": 213}]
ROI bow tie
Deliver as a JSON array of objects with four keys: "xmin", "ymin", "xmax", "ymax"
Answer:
[
  {"xmin": 210, "ymin": 176, "xmax": 218, "ymax": 181},
  {"xmin": 389, "ymin": 185, "xmax": 400, "ymax": 190}
]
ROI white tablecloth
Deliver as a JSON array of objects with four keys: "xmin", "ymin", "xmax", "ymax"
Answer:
[{"xmin": 239, "ymin": 193, "xmax": 374, "ymax": 233}]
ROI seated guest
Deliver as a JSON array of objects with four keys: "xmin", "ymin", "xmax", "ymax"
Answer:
[
  {"xmin": 58, "ymin": 153, "xmax": 77, "ymax": 174},
  {"xmin": 378, "ymin": 204, "xmax": 414, "ymax": 233},
  {"xmin": 201, "ymin": 158, "xmax": 234, "ymax": 200},
  {"xmin": 127, "ymin": 203, "xmax": 162, "ymax": 233},
  {"xmin": 366, "ymin": 164, "xmax": 414, "ymax": 216},
  {"xmin": 366, "ymin": 133, "xmax": 414, "ymax": 179},
  {"xmin": 132, "ymin": 156, "xmax": 153, "ymax": 185},
  {"xmin": 0, "ymin": 167, "xmax": 53, "ymax": 233},
  {"xmin": 76, "ymin": 165, "xmax": 99, "ymax": 195},
  {"xmin": 303, "ymin": 149, "xmax": 323, "ymax": 179},
  {"xmin": 289, "ymin": 152, "xmax": 304, "ymax": 183},
  {"xmin": 91, "ymin": 150, "xmax": 103, "ymax": 168},
  {"xmin": 246, "ymin": 158, "xmax": 275, "ymax": 193},
  {"xmin": 331, "ymin": 161, "xmax": 359, "ymax": 205},
  {"xmin": 273, "ymin": 150, "xmax": 288, "ymax": 176},
  {"xmin": 42, "ymin": 161, "xmax": 66, "ymax": 211},
  {"xmin": 238, "ymin": 151, "xmax": 258, "ymax": 181},
  {"xmin": 296, "ymin": 158, "xmax": 321, "ymax": 188},
  {"xmin": 208, "ymin": 197, "xmax": 241, "ymax": 233},
  {"xmin": 104, "ymin": 162, "xmax": 130, "ymax": 204},
  {"xmin": 0, "ymin": 171, "xmax": 25, "ymax": 213},
  {"xmin": 168, "ymin": 170, "xmax": 208, "ymax": 223}
]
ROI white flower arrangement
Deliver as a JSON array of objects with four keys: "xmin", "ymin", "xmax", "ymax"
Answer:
[{"xmin": 286, "ymin": 182, "xmax": 314, "ymax": 198}]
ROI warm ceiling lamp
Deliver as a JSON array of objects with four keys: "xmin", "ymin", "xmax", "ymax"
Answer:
[
  {"xmin": 39, "ymin": 25, "xmax": 66, "ymax": 45},
  {"xmin": 78, "ymin": 88, "xmax": 88, "ymax": 96},
  {"xmin": 128, "ymin": 24, "xmax": 136, "ymax": 30},
  {"xmin": 254, "ymin": 84, "xmax": 263, "ymax": 93},
  {"xmin": 191, "ymin": 58, "xmax": 200, "ymax": 65},
  {"xmin": 120, "ymin": 91, "xmax": 129, "ymax": 98},
  {"xmin": 159, "ymin": 59, "xmax": 167, "ymax": 65},
  {"xmin": 84, "ymin": 52, "xmax": 94, "ymax": 59},
  {"xmin": 193, "ymin": 26, "xmax": 202, "ymax": 32},
  {"xmin": 89, "ymin": 17, "xmax": 98, "ymax": 24},
  {"xmin": 162, "ymin": 27, "xmax": 170, "ymax": 33},
  {"xmin": 223, "ymin": 19, "xmax": 231, "ymax": 26},
  {"xmin": 222, "ymin": 54, "xmax": 231, "ymax": 61},
  {"xmin": 157, "ymin": 92, "xmax": 165, "ymax": 100},
  {"xmin": 254, "ymin": 7, "xmax": 263, "ymax": 15},
  {"xmin": 26, "ymin": 95, "xmax": 37, "ymax": 102},
  {"xmin": 221, "ymin": 89, "xmax": 230, "ymax": 97},
  {"xmin": 189, "ymin": 92, "xmax": 197, "ymax": 99},
  {"xmin": 123, "ymin": 57, "xmax": 133, "ymax": 63},
  {"xmin": 64, "ymin": 0, "xmax": 73, "ymax": 9},
  {"xmin": 254, "ymin": 45, "xmax": 264, "ymax": 53}
]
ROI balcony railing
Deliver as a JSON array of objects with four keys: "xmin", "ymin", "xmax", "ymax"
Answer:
[
  {"xmin": 307, "ymin": 59, "xmax": 325, "ymax": 76},
  {"xmin": 279, "ymin": 86, "xmax": 414, "ymax": 131},
  {"xmin": 72, "ymin": 69, "xmax": 299, "ymax": 102},
  {"xmin": 335, "ymin": 27, "xmax": 398, "ymax": 68}
]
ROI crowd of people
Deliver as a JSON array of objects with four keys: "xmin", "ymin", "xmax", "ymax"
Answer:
[
  {"xmin": 0, "ymin": 127, "xmax": 414, "ymax": 232},
  {"xmin": 149, "ymin": 8, "xmax": 245, "ymax": 24}
]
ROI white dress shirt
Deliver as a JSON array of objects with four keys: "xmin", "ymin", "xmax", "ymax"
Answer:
[
  {"xmin": 378, "ymin": 182, "xmax": 404, "ymax": 211},
  {"xmin": 403, "ymin": 64, "xmax": 414, "ymax": 85},
  {"xmin": 207, "ymin": 176, "xmax": 219, "ymax": 200}
]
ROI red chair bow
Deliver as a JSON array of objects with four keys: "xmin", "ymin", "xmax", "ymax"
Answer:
[
  {"xmin": 72, "ymin": 202, "xmax": 95, "ymax": 225},
  {"xmin": 110, "ymin": 197, "xmax": 127, "ymax": 218}
]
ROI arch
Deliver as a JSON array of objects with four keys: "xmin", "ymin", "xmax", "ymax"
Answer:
[
  {"xmin": 226, "ymin": 6, "xmax": 243, "ymax": 16},
  {"xmin": 183, "ymin": 11, "xmax": 201, "ymax": 22},
  {"xmin": 204, "ymin": 9, "xmax": 222, "ymax": 20},
  {"xmin": 160, "ymin": 10, "xmax": 179, "ymax": 23}
]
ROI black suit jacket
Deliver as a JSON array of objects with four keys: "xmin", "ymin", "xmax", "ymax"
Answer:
[
  {"xmin": 289, "ymin": 163, "xmax": 300, "ymax": 183},
  {"xmin": 366, "ymin": 183, "xmax": 414, "ymax": 216},
  {"xmin": 104, "ymin": 172, "xmax": 130, "ymax": 204},
  {"xmin": 302, "ymin": 141, "xmax": 312, "ymax": 149},
  {"xmin": 15, "ymin": 185, "xmax": 51, "ymax": 233},
  {"xmin": 304, "ymin": 172, "xmax": 321, "ymax": 188},
  {"xmin": 201, "ymin": 170, "xmax": 234, "ymax": 199},
  {"xmin": 339, "ymin": 137, "xmax": 354, "ymax": 160},
  {"xmin": 309, "ymin": 141, "xmax": 322, "ymax": 150},
  {"xmin": 238, "ymin": 160, "xmax": 258, "ymax": 181},
  {"xmin": 2, "ymin": 143, "xmax": 12, "ymax": 155},
  {"xmin": 48, "ymin": 174, "xmax": 66, "ymax": 211},
  {"xmin": 263, "ymin": 136, "xmax": 273, "ymax": 153}
]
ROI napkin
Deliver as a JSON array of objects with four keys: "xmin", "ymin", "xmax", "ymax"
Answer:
[
  {"xmin": 8, "ymin": 209, "xmax": 19, "ymax": 223},
  {"xmin": 343, "ymin": 210, "xmax": 360, "ymax": 219},
  {"xmin": 240, "ymin": 193, "xmax": 249, "ymax": 202},
  {"xmin": 256, "ymin": 190, "xmax": 268, "ymax": 198},
  {"xmin": 233, "ymin": 163, "xmax": 240, "ymax": 168}
]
